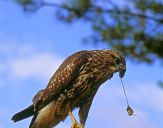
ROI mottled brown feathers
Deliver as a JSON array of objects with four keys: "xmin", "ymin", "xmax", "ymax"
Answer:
[
  {"xmin": 34, "ymin": 50, "xmax": 89, "ymax": 111},
  {"xmin": 11, "ymin": 49, "xmax": 126, "ymax": 128}
]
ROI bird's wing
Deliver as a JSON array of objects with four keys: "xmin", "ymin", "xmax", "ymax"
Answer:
[
  {"xmin": 78, "ymin": 86, "xmax": 100, "ymax": 125},
  {"xmin": 34, "ymin": 50, "xmax": 89, "ymax": 110},
  {"xmin": 32, "ymin": 89, "xmax": 45, "ymax": 105}
]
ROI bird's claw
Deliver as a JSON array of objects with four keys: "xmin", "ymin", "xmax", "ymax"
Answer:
[{"xmin": 71, "ymin": 122, "xmax": 84, "ymax": 128}]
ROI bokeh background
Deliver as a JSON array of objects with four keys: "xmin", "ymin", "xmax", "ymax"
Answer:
[{"xmin": 0, "ymin": 0, "xmax": 163, "ymax": 128}]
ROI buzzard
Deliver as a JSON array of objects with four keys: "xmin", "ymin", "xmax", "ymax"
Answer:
[{"xmin": 12, "ymin": 49, "xmax": 126, "ymax": 128}]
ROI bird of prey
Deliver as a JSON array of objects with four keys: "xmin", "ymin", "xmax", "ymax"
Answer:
[{"xmin": 12, "ymin": 49, "xmax": 126, "ymax": 128}]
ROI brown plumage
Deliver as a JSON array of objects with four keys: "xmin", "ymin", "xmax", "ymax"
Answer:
[{"xmin": 12, "ymin": 49, "xmax": 126, "ymax": 128}]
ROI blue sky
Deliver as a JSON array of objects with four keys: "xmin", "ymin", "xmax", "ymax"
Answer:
[{"xmin": 0, "ymin": 1, "xmax": 163, "ymax": 128}]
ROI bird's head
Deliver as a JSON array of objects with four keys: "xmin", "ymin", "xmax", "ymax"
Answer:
[{"xmin": 103, "ymin": 49, "xmax": 126, "ymax": 78}]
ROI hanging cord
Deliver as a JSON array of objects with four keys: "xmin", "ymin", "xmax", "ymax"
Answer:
[
  {"xmin": 120, "ymin": 78, "xmax": 134, "ymax": 116},
  {"xmin": 117, "ymin": 65, "xmax": 143, "ymax": 121},
  {"xmin": 120, "ymin": 78, "xmax": 129, "ymax": 106}
]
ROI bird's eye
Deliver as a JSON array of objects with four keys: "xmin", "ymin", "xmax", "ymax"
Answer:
[{"xmin": 115, "ymin": 57, "xmax": 120, "ymax": 65}]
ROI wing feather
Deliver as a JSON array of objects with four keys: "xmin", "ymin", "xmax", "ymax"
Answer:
[{"xmin": 34, "ymin": 50, "xmax": 89, "ymax": 110}]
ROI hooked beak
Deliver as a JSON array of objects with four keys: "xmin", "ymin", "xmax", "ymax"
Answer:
[{"xmin": 117, "ymin": 64, "xmax": 126, "ymax": 78}]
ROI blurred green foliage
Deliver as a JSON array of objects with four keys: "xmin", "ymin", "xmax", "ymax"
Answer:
[
  {"xmin": 158, "ymin": 81, "xmax": 163, "ymax": 88},
  {"xmin": 15, "ymin": 0, "xmax": 163, "ymax": 64}
]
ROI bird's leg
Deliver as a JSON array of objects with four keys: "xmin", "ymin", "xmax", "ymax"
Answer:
[{"xmin": 68, "ymin": 111, "xmax": 84, "ymax": 128}]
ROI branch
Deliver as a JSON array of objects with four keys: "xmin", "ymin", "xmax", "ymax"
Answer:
[
  {"xmin": 24, "ymin": 1, "xmax": 163, "ymax": 24},
  {"xmin": 101, "ymin": 8, "xmax": 163, "ymax": 23}
]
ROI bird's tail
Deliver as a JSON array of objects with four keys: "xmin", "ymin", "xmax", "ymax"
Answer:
[{"xmin": 11, "ymin": 105, "xmax": 35, "ymax": 122}]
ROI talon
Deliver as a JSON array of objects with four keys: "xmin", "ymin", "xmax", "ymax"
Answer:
[
  {"xmin": 71, "ymin": 122, "xmax": 84, "ymax": 128},
  {"xmin": 68, "ymin": 111, "xmax": 84, "ymax": 128}
]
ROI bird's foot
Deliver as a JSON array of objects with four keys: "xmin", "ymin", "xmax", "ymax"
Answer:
[
  {"xmin": 71, "ymin": 122, "xmax": 84, "ymax": 128},
  {"xmin": 68, "ymin": 111, "xmax": 84, "ymax": 128}
]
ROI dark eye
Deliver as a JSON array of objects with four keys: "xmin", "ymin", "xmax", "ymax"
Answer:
[{"xmin": 115, "ymin": 57, "xmax": 120, "ymax": 64}]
